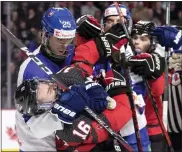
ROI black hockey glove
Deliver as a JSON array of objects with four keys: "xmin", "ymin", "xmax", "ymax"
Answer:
[
  {"xmin": 76, "ymin": 15, "xmax": 101, "ymax": 40},
  {"xmin": 94, "ymin": 23, "xmax": 128, "ymax": 57},
  {"xmin": 98, "ymin": 69, "xmax": 129, "ymax": 97},
  {"xmin": 53, "ymin": 66, "xmax": 88, "ymax": 87},
  {"xmin": 128, "ymin": 53, "xmax": 165, "ymax": 79}
]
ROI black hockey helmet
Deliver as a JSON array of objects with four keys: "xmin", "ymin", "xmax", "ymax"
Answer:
[
  {"xmin": 132, "ymin": 20, "xmax": 155, "ymax": 36},
  {"xmin": 14, "ymin": 78, "xmax": 55, "ymax": 116},
  {"xmin": 132, "ymin": 20, "xmax": 156, "ymax": 52}
]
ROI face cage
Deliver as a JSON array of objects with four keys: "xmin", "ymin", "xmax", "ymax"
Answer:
[{"xmin": 26, "ymin": 79, "xmax": 57, "ymax": 116}]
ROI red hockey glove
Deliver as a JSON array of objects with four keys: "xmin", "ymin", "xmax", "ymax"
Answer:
[{"xmin": 76, "ymin": 15, "xmax": 101, "ymax": 40}]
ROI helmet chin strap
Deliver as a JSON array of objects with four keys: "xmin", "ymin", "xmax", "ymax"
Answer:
[{"xmin": 147, "ymin": 36, "xmax": 156, "ymax": 53}]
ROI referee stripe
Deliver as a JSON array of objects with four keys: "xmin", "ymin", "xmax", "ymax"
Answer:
[
  {"xmin": 168, "ymin": 82, "xmax": 182, "ymax": 133},
  {"xmin": 168, "ymin": 84, "xmax": 178, "ymax": 133},
  {"xmin": 172, "ymin": 85, "xmax": 181, "ymax": 131}
]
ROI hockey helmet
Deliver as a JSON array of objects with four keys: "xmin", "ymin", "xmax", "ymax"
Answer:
[
  {"xmin": 132, "ymin": 20, "xmax": 156, "ymax": 53},
  {"xmin": 15, "ymin": 78, "xmax": 56, "ymax": 116},
  {"xmin": 101, "ymin": 4, "xmax": 133, "ymax": 33},
  {"xmin": 41, "ymin": 7, "xmax": 76, "ymax": 62},
  {"xmin": 132, "ymin": 20, "xmax": 155, "ymax": 36}
]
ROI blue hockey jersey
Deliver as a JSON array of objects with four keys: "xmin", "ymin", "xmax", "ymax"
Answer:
[{"xmin": 16, "ymin": 45, "xmax": 74, "ymax": 151}]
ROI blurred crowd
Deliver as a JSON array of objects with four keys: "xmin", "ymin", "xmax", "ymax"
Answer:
[{"xmin": 1, "ymin": 1, "xmax": 182, "ymax": 108}]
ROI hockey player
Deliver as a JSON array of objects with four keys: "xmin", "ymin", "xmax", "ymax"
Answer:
[
  {"xmin": 15, "ymin": 7, "xmax": 77, "ymax": 151},
  {"xmin": 15, "ymin": 68, "xmax": 132, "ymax": 152},
  {"xmin": 130, "ymin": 20, "xmax": 166, "ymax": 152},
  {"xmin": 100, "ymin": 4, "xmax": 153, "ymax": 151},
  {"xmin": 153, "ymin": 26, "xmax": 182, "ymax": 152}
]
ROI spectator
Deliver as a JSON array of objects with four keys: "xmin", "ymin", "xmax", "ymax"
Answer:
[
  {"xmin": 72, "ymin": 2, "xmax": 81, "ymax": 20},
  {"xmin": 28, "ymin": 29, "xmax": 42, "ymax": 52},
  {"xmin": 17, "ymin": 20, "xmax": 31, "ymax": 46},
  {"xmin": 81, "ymin": 2, "xmax": 99, "ymax": 16},
  {"xmin": 17, "ymin": 2, "xmax": 29, "ymax": 20},
  {"xmin": 153, "ymin": 2, "xmax": 165, "ymax": 24},
  {"xmin": 67, "ymin": 1, "xmax": 74, "ymax": 16},
  {"xmin": 94, "ymin": 10, "xmax": 102, "ymax": 22},
  {"xmin": 27, "ymin": 8, "xmax": 40, "ymax": 30}
]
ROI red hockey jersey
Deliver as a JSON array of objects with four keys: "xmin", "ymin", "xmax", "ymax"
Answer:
[
  {"xmin": 56, "ymin": 35, "xmax": 132, "ymax": 151},
  {"xmin": 145, "ymin": 74, "xmax": 165, "ymax": 136}
]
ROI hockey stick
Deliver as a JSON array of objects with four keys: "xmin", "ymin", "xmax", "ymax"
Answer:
[
  {"xmin": 163, "ymin": 1, "xmax": 170, "ymax": 131},
  {"xmin": 144, "ymin": 79, "xmax": 174, "ymax": 152},
  {"xmin": 1, "ymin": 24, "xmax": 134, "ymax": 152},
  {"xmin": 114, "ymin": 2, "xmax": 143, "ymax": 152},
  {"xmin": 114, "ymin": 2, "xmax": 174, "ymax": 152}
]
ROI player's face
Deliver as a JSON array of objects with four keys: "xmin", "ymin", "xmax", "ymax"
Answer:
[
  {"xmin": 36, "ymin": 82, "xmax": 57, "ymax": 103},
  {"xmin": 132, "ymin": 34, "xmax": 151, "ymax": 53},
  {"xmin": 104, "ymin": 15, "xmax": 126, "ymax": 32},
  {"xmin": 49, "ymin": 36, "xmax": 73, "ymax": 56}
]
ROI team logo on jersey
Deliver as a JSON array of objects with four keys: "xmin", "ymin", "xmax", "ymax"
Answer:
[{"xmin": 171, "ymin": 73, "xmax": 181, "ymax": 86}]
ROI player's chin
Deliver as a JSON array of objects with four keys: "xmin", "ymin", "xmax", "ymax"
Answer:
[
  {"xmin": 57, "ymin": 48, "xmax": 68, "ymax": 55},
  {"xmin": 55, "ymin": 51, "xmax": 65, "ymax": 56}
]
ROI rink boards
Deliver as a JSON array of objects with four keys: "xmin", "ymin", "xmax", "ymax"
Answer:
[{"xmin": 1, "ymin": 109, "xmax": 19, "ymax": 151}]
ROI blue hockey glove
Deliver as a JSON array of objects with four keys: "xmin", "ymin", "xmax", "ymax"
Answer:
[
  {"xmin": 84, "ymin": 77, "xmax": 109, "ymax": 113},
  {"xmin": 151, "ymin": 26, "xmax": 182, "ymax": 50},
  {"xmin": 50, "ymin": 85, "xmax": 89, "ymax": 124}
]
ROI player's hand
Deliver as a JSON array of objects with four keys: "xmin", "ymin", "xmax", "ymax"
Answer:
[
  {"xmin": 151, "ymin": 26, "xmax": 182, "ymax": 50},
  {"xmin": 85, "ymin": 77, "xmax": 116, "ymax": 112},
  {"xmin": 50, "ymin": 85, "xmax": 89, "ymax": 124},
  {"xmin": 169, "ymin": 53, "xmax": 182, "ymax": 72},
  {"xmin": 53, "ymin": 66, "xmax": 87, "ymax": 87},
  {"xmin": 76, "ymin": 15, "xmax": 101, "ymax": 40},
  {"xmin": 95, "ymin": 23, "xmax": 128, "ymax": 57},
  {"xmin": 128, "ymin": 53, "xmax": 165, "ymax": 79}
]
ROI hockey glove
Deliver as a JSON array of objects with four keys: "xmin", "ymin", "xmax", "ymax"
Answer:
[
  {"xmin": 94, "ymin": 23, "xmax": 128, "ymax": 57},
  {"xmin": 85, "ymin": 77, "xmax": 116, "ymax": 112},
  {"xmin": 169, "ymin": 53, "xmax": 182, "ymax": 72},
  {"xmin": 151, "ymin": 26, "xmax": 182, "ymax": 50},
  {"xmin": 51, "ymin": 85, "xmax": 90, "ymax": 124},
  {"xmin": 53, "ymin": 66, "xmax": 87, "ymax": 87},
  {"xmin": 128, "ymin": 53, "xmax": 165, "ymax": 79},
  {"xmin": 103, "ymin": 69, "xmax": 128, "ymax": 97},
  {"xmin": 76, "ymin": 15, "xmax": 101, "ymax": 40}
]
